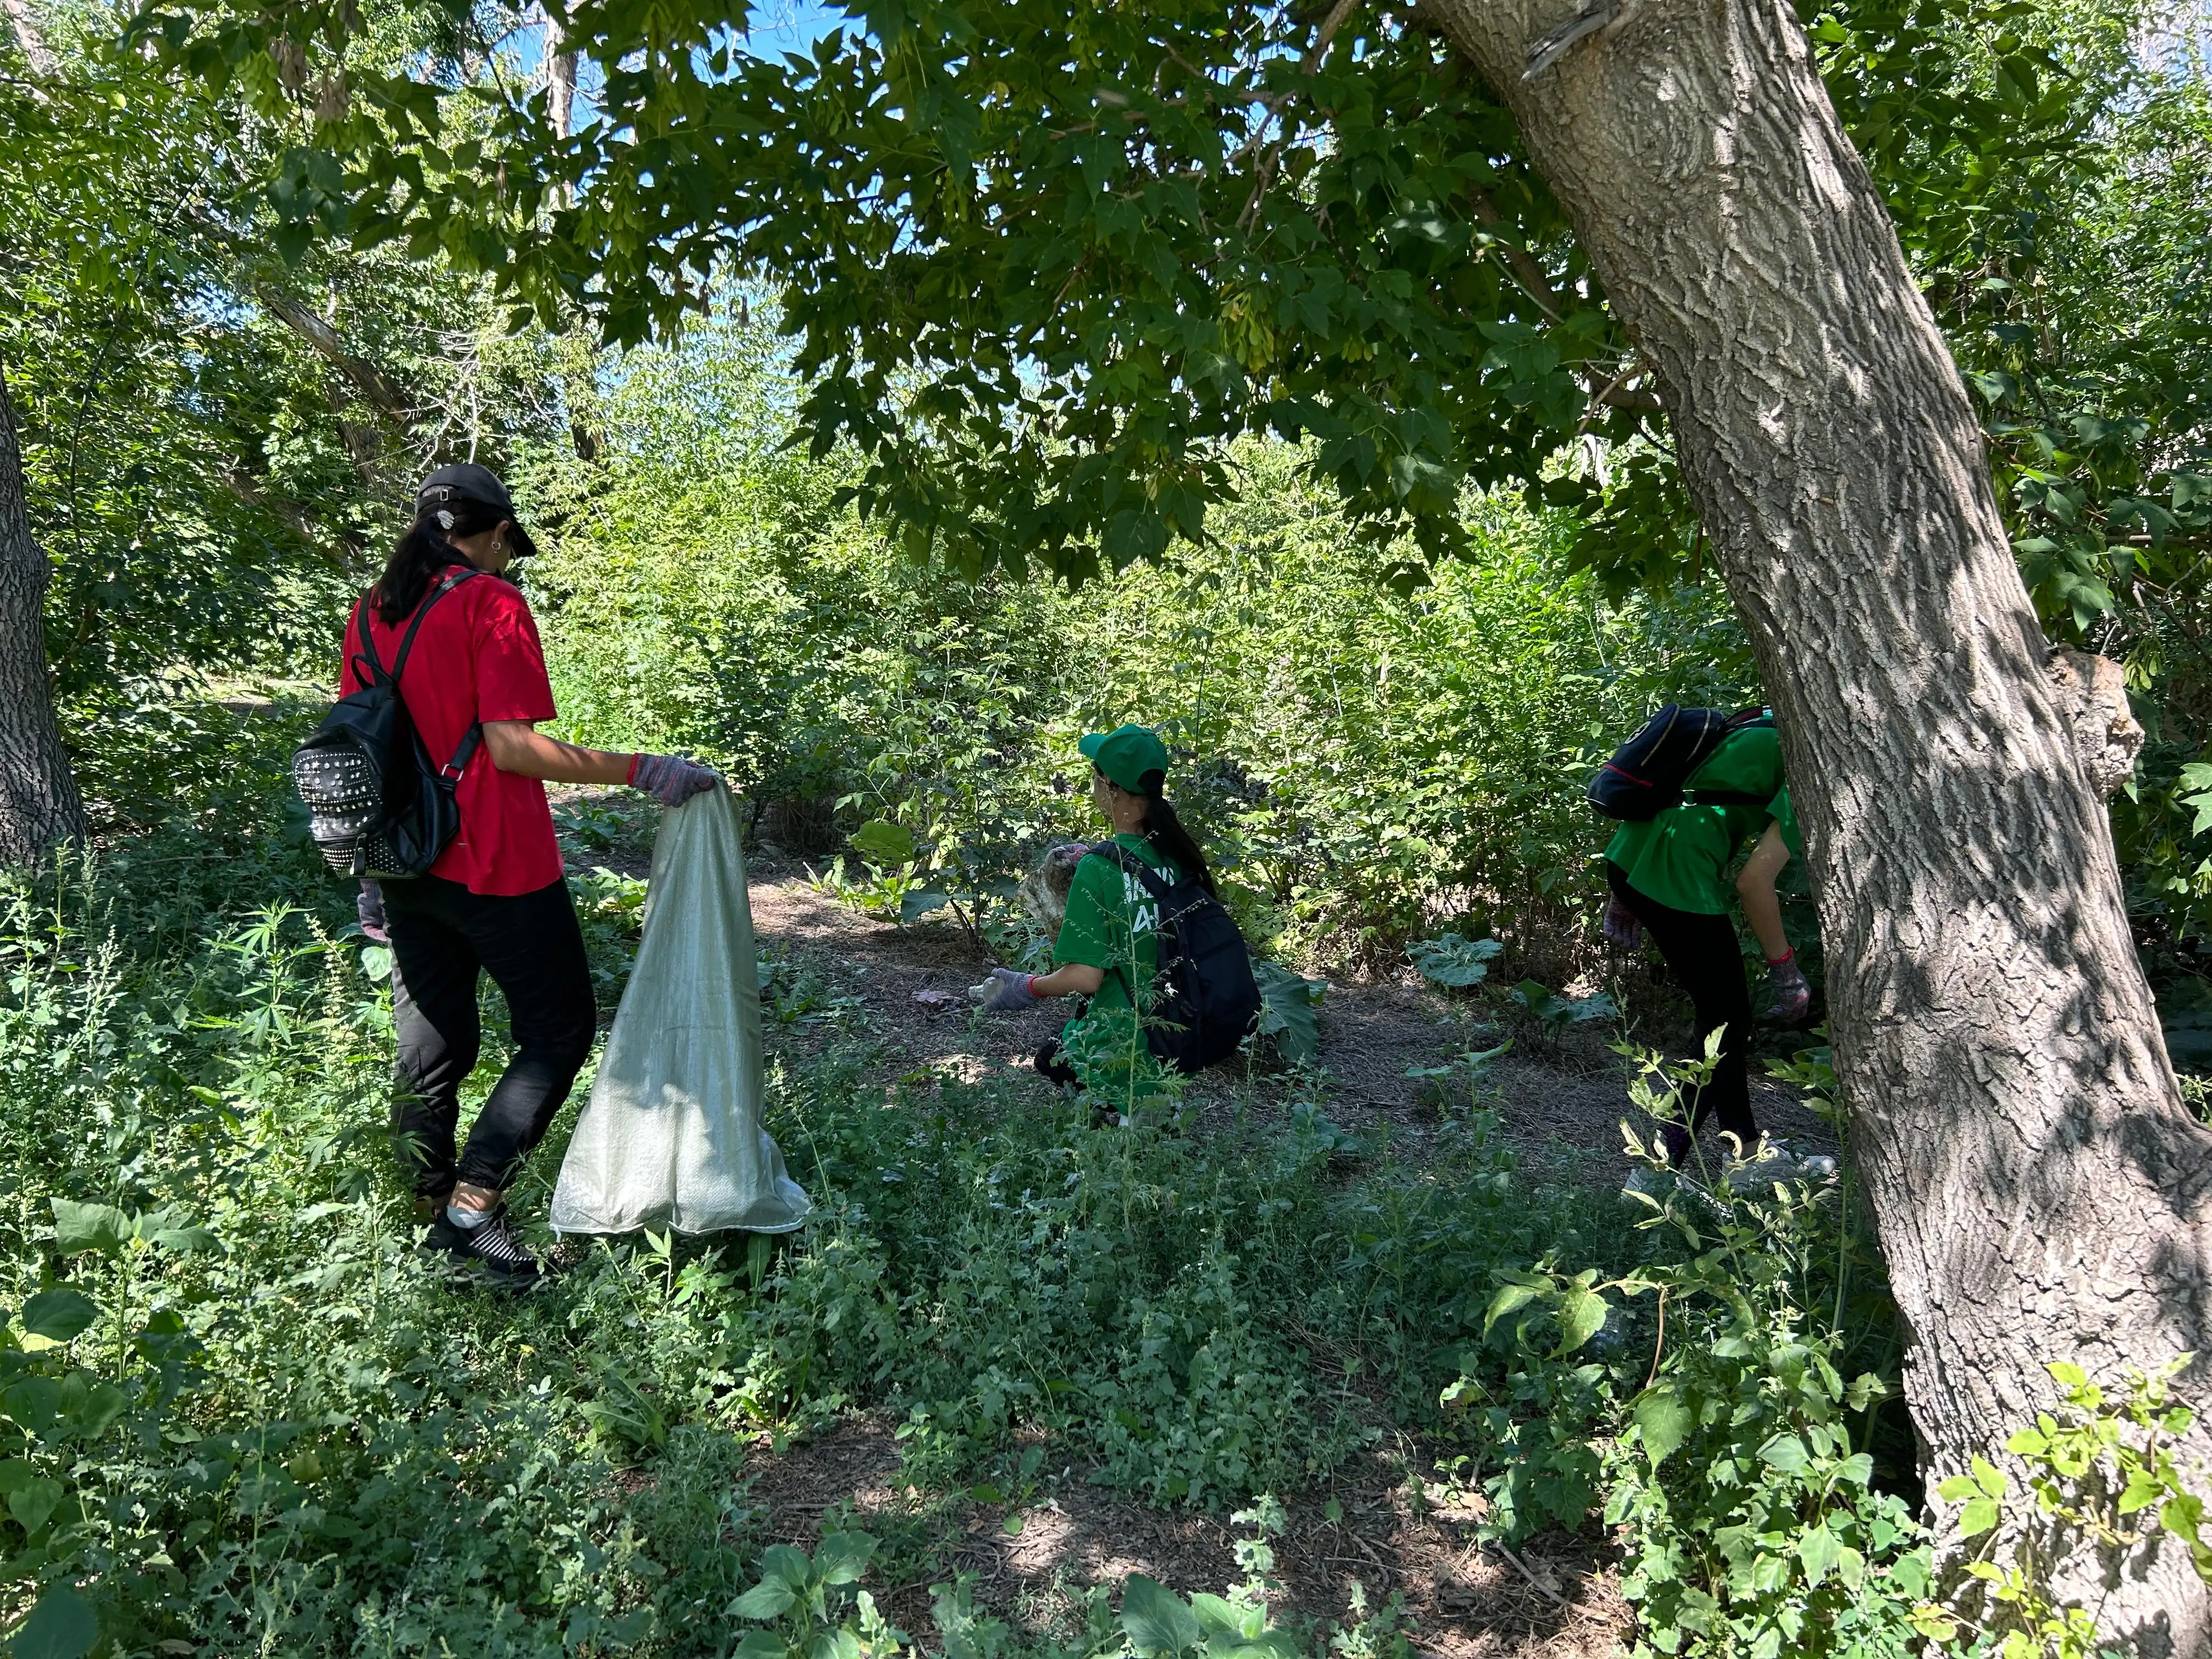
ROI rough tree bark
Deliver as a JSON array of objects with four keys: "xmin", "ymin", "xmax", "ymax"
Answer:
[
  {"xmin": 545, "ymin": 0, "xmax": 577, "ymax": 140},
  {"xmin": 2, "ymin": 0, "xmax": 56, "ymax": 77},
  {"xmin": 1418, "ymin": 0, "xmax": 2212, "ymax": 1647},
  {"xmin": 0, "ymin": 362, "xmax": 86, "ymax": 865}
]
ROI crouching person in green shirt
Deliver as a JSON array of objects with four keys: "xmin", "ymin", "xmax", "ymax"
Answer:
[
  {"xmin": 974, "ymin": 725, "xmax": 1219, "ymax": 1122},
  {"xmin": 1601, "ymin": 715, "xmax": 1810, "ymax": 1165}
]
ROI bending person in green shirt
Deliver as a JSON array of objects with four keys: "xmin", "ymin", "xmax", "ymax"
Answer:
[
  {"xmin": 975, "ymin": 725, "xmax": 1217, "ymax": 1116},
  {"xmin": 1601, "ymin": 716, "xmax": 1810, "ymax": 1164}
]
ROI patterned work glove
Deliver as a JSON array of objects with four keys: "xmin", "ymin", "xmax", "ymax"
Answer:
[
  {"xmin": 970, "ymin": 968, "xmax": 1040, "ymax": 1013},
  {"xmin": 356, "ymin": 880, "xmax": 390, "ymax": 944},
  {"xmin": 1602, "ymin": 893, "xmax": 1643, "ymax": 951},
  {"xmin": 629, "ymin": 752, "xmax": 720, "ymax": 808},
  {"xmin": 1765, "ymin": 952, "xmax": 1812, "ymax": 1023}
]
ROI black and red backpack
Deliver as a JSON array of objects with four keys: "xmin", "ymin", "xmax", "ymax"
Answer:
[{"xmin": 290, "ymin": 571, "xmax": 482, "ymax": 879}]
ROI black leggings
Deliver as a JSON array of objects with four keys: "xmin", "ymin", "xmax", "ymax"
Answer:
[
  {"xmin": 1606, "ymin": 862, "xmax": 1758, "ymax": 1146},
  {"xmin": 381, "ymin": 875, "xmax": 597, "ymax": 1197},
  {"xmin": 1034, "ymin": 1036, "xmax": 1081, "ymax": 1090}
]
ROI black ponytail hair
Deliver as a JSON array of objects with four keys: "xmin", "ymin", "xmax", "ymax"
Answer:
[
  {"xmin": 369, "ymin": 497, "xmax": 504, "ymax": 625},
  {"xmin": 1133, "ymin": 769, "xmax": 1215, "ymax": 895}
]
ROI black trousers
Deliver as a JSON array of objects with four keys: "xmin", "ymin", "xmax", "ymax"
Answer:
[
  {"xmin": 1606, "ymin": 861, "xmax": 1758, "ymax": 1145},
  {"xmin": 381, "ymin": 875, "xmax": 597, "ymax": 1198},
  {"xmin": 1034, "ymin": 1036, "xmax": 1081, "ymax": 1089}
]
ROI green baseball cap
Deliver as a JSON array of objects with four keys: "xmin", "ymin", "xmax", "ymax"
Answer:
[{"xmin": 1079, "ymin": 725, "xmax": 1170, "ymax": 792}]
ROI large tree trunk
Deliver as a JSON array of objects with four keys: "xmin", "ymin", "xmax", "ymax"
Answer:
[
  {"xmin": 1418, "ymin": 0, "xmax": 2212, "ymax": 1647},
  {"xmin": 0, "ymin": 363, "xmax": 86, "ymax": 865}
]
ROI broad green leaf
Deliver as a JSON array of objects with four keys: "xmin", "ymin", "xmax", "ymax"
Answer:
[
  {"xmin": 8, "ymin": 1477, "xmax": 62, "ymax": 1533},
  {"xmin": 1972, "ymin": 1454, "xmax": 2010, "ymax": 1499},
  {"xmin": 850, "ymin": 819, "xmax": 916, "ymax": 866},
  {"xmin": 1797, "ymin": 1521, "xmax": 1841, "ymax": 1585},
  {"xmin": 762, "ymin": 1543, "xmax": 814, "ymax": 1590},
  {"xmin": 811, "ymin": 1630, "xmax": 862, "ymax": 1659},
  {"xmin": 1958, "ymin": 1494, "xmax": 2001, "ymax": 1537},
  {"xmin": 1406, "ymin": 933, "xmax": 1502, "ymax": 988},
  {"xmin": 1483, "ymin": 1280, "xmax": 1541, "ymax": 1336},
  {"xmin": 1836, "ymin": 1545, "xmax": 1866, "ymax": 1590},
  {"xmin": 1758, "ymin": 1434, "xmax": 1810, "ymax": 1475},
  {"xmin": 50, "ymin": 1199, "xmax": 130, "ymax": 1257},
  {"xmin": 1892, "ymin": 1547, "xmax": 1933, "ymax": 1599},
  {"xmin": 9, "ymin": 1584, "xmax": 98, "ymax": 1659},
  {"xmin": 733, "ymin": 1632, "xmax": 787, "ymax": 1659},
  {"xmin": 899, "ymin": 889, "xmax": 950, "ymax": 927},
  {"xmin": 732, "ymin": 1580, "xmax": 797, "ymax": 1620},
  {"xmin": 1120, "ymin": 1574, "xmax": 1203, "ymax": 1656},
  {"xmin": 814, "ymin": 1531, "xmax": 878, "ymax": 1585},
  {"xmin": 1909, "ymin": 1609, "xmax": 1960, "ymax": 1643},
  {"xmin": 1553, "ymin": 1286, "xmax": 1606, "ymax": 1355},
  {"xmin": 20, "ymin": 1289, "xmax": 98, "ymax": 1344},
  {"xmin": 1251, "ymin": 960, "xmax": 1323, "ymax": 1065},
  {"xmin": 1188, "ymin": 1593, "xmax": 1242, "ymax": 1635},
  {"xmin": 1635, "ymin": 1387, "xmax": 1691, "ymax": 1467},
  {"xmin": 2118, "ymin": 1469, "xmax": 2163, "ymax": 1515}
]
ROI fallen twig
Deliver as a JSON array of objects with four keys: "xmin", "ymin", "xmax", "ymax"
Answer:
[{"xmin": 1483, "ymin": 1540, "xmax": 1568, "ymax": 1608}]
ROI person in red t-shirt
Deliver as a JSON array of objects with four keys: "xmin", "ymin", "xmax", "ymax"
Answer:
[{"xmin": 343, "ymin": 464, "xmax": 717, "ymax": 1281}]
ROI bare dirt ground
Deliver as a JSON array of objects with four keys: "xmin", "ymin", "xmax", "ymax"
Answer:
[
  {"xmin": 737, "ymin": 1415, "xmax": 1629, "ymax": 1659},
  {"xmin": 557, "ymin": 803, "xmax": 1829, "ymax": 1658},
  {"xmin": 731, "ymin": 866, "xmax": 1833, "ymax": 1180}
]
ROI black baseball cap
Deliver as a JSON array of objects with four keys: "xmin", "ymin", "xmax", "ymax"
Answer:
[{"xmin": 416, "ymin": 463, "xmax": 540, "ymax": 558}]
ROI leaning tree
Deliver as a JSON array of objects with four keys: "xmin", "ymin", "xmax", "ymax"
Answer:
[{"xmin": 145, "ymin": 0, "xmax": 2212, "ymax": 1639}]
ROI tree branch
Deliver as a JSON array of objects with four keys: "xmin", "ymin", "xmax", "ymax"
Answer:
[
  {"xmin": 1237, "ymin": 0, "xmax": 1361, "ymax": 233},
  {"xmin": 2, "ymin": 0, "xmax": 54, "ymax": 77},
  {"xmin": 1305, "ymin": 0, "xmax": 1361, "ymax": 66},
  {"xmin": 1463, "ymin": 183, "xmax": 1564, "ymax": 321},
  {"xmin": 256, "ymin": 288, "xmax": 415, "ymax": 429}
]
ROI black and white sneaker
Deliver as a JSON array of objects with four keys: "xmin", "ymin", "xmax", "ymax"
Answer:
[
  {"xmin": 419, "ymin": 1212, "xmax": 463, "ymax": 1254},
  {"xmin": 441, "ymin": 1207, "xmax": 544, "ymax": 1283}
]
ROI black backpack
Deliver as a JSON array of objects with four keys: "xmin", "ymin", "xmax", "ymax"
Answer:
[
  {"xmin": 1090, "ymin": 844, "xmax": 1263, "ymax": 1074},
  {"xmin": 291, "ymin": 571, "xmax": 482, "ymax": 880},
  {"xmin": 1587, "ymin": 705, "xmax": 1775, "ymax": 821}
]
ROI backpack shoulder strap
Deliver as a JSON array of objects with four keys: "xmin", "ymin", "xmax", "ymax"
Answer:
[
  {"xmin": 351, "ymin": 594, "xmax": 386, "ymax": 686},
  {"xmin": 1089, "ymin": 841, "xmax": 1173, "ymax": 904},
  {"xmin": 388, "ymin": 567, "xmax": 478, "ymax": 685}
]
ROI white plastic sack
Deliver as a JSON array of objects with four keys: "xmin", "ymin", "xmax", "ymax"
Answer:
[{"xmin": 551, "ymin": 787, "xmax": 812, "ymax": 1236}]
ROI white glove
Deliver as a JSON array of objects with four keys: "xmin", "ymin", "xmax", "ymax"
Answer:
[{"xmin": 970, "ymin": 968, "xmax": 1039, "ymax": 1012}]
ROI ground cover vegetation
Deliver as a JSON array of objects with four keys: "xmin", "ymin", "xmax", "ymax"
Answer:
[
  {"xmin": 104, "ymin": 4, "xmax": 2212, "ymax": 1605},
  {"xmin": 4, "ymin": 0, "xmax": 2212, "ymax": 1648},
  {"xmin": 0, "ymin": 702, "xmax": 1921, "ymax": 1657}
]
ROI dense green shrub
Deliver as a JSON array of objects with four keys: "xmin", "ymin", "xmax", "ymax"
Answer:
[{"xmin": 519, "ymin": 319, "xmax": 1758, "ymax": 971}]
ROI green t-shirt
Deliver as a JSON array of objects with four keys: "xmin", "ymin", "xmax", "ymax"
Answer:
[
  {"xmin": 1604, "ymin": 725, "xmax": 1802, "ymax": 915},
  {"xmin": 1053, "ymin": 834, "xmax": 1180, "ymax": 1013}
]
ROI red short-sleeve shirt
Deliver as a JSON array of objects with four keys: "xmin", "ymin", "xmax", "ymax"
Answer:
[{"xmin": 337, "ymin": 570, "xmax": 566, "ymax": 897}]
